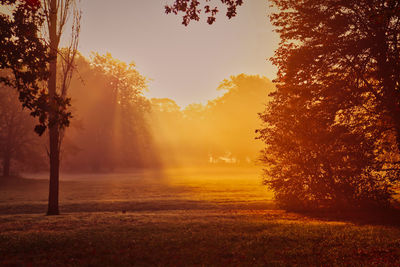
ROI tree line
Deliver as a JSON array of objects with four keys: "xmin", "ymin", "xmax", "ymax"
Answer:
[
  {"xmin": 1, "ymin": 54, "xmax": 271, "ymax": 174},
  {"xmin": 150, "ymin": 74, "xmax": 272, "ymax": 167}
]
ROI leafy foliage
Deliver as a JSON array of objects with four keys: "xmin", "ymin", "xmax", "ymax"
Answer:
[
  {"xmin": 258, "ymin": 0, "xmax": 400, "ymax": 210},
  {"xmin": 0, "ymin": 0, "xmax": 53, "ymax": 135},
  {"xmin": 0, "ymin": 0, "xmax": 74, "ymax": 136},
  {"xmin": 165, "ymin": 0, "xmax": 243, "ymax": 25},
  {"xmin": 61, "ymin": 53, "xmax": 155, "ymax": 171},
  {"xmin": 150, "ymin": 74, "xmax": 272, "ymax": 166}
]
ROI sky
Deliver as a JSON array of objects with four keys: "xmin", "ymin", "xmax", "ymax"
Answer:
[
  {"xmin": 37, "ymin": 1, "xmax": 280, "ymax": 107},
  {"xmin": 76, "ymin": 0, "xmax": 279, "ymax": 107}
]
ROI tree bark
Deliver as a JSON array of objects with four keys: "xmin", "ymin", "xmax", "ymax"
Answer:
[{"xmin": 47, "ymin": 0, "xmax": 60, "ymax": 216}]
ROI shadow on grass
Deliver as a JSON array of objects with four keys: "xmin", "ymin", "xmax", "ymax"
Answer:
[
  {"xmin": 0, "ymin": 176, "xmax": 275, "ymax": 215},
  {"xmin": 0, "ymin": 200, "xmax": 276, "ymax": 215},
  {"xmin": 296, "ymin": 207, "xmax": 400, "ymax": 228}
]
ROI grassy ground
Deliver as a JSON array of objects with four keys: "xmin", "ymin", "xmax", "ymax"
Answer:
[{"xmin": 1, "ymin": 168, "xmax": 400, "ymax": 266}]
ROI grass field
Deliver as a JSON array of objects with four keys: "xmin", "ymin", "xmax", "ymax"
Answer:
[{"xmin": 1, "ymin": 167, "xmax": 400, "ymax": 266}]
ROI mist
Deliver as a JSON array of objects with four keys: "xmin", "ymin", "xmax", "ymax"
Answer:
[{"xmin": 44, "ymin": 53, "xmax": 273, "ymax": 174}]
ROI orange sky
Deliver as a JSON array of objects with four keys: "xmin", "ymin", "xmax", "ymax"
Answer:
[
  {"xmin": 77, "ymin": 0, "xmax": 279, "ymax": 107},
  {"xmin": 1, "ymin": 1, "xmax": 278, "ymax": 107}
]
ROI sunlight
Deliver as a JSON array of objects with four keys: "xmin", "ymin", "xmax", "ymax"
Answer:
[{"xmin": 1, "ymin": 0, "xmax": 400, "ymax": 265}]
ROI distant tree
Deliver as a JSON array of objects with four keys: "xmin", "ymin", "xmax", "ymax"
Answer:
[
  {"xmin": 258, "ymin": 0, "xmax": 400, "ymax": 210},
  {"xmin": 150, "ymin": 98, "xmax": 188, "ymax": 166},
  {"xmin": 77, "ymin": 53, "xmax": 152, "ymax": 170},
  {"xmin": 206, "ymin": 74, "xmax": 273, "ymax": 164},
  {"xmin": 165, "ymin": 0, "xmax": 244, "ymax": 25},
  {"xmin": 0, "ymin": 86, "xmax": 45, "ymax": 177},
  {"xmin": 151, "ymin": 98, "xmax": 182, "ymax": 114},
  {"xmin": 149, "ymin": 75, "xmax": 272, "ymax": 166}
]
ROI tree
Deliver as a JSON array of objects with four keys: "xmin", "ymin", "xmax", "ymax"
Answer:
[
  {"xmin": 257, "ymin": 0, "xmax": 400, "ymax": 210},
  {"xmin": 165, "ymin": 0, "xmax": 243, "ymax": 25},
  {"xmin": 44, "ymin": 0, "xmax": 80, "ymax": 215},
  {"xmin": 149, "ymin": 75, "xmax": 272, "ymax": 167},
  {"xmin": 205, "ymin": 74, "xmax": 273, "ymax": 164},
  {"xmin": 83, "ymin": 53, "xmax": 152, "ymax": 170},
  {"xmin": 0, "ymin": 85, "xmax": 45, "ymax": 177},
  {"xmin": 0, "ymin": 0, "xmax": 80, "ymax": 215}
]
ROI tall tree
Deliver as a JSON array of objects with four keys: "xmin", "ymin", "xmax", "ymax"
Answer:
[
  {"xmin": 0, "ymin": 0, "xmax": 80, "ymax": 215},
  {"xmin": 43, "ymin": 0, "xmax": 80, "ymax": 215},
  {"xmin": 87, "ymin": 53, "xmax": 151, "ymax": 170},
  {"xmin": 258, "ymin": 0, "xmax": 400, "ymax": 209}
]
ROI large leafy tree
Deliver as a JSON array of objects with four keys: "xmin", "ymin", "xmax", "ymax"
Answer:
[
  {"xmin": 0, "ymin": 0, "xmax": 80, "ymax": 215},
  {"xmin": 258, "ymin": 0, "xmax": 400, "ymax": 210},
  {"xmin": 79, "ymin": 53, "xmax": 151, "ymax": 170},
  {"xmin": 55, "ymin": 54, "xmax": 156, "ymax": 172}
]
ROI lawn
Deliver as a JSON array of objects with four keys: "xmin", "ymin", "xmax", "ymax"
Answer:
[{"xmin": 0, "ymin": 167, "xmax": 399, "ymax": 266}]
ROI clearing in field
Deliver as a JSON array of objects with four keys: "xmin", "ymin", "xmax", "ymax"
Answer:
[{"xmin": 1, "ymin": 167, "xmax": 400, "ymax": 266}]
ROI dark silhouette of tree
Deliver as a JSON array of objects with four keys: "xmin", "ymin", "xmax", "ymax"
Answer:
[
  {"xmin": 165, "ymin": 0, "xmax": 243, "ymax": 25},
  {"xmin": 258, "ymin": 0, "xmax": 400, "ymax": 210},
  {"xmin": 0, "ymin": 0, "xmax": 50, "ymax": 130},
  {"xmin": 44, "ymin": 0, "xmax": 80, "ymax": 215},
  {"xmin": 0, "ymin": 0, "xmax": 80, "ymax": 215}
]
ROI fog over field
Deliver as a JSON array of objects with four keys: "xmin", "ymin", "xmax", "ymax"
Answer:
[{"xmin": 2, "ymin": 0, "xmax": 400, "ymax": 265}]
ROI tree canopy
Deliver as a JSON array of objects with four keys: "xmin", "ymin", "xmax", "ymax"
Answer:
[
  {"xmin": 258, "ymin": 0, "xmax": 400, "ymax": 210},
  {"xmin": 61, "ymin": 53, "xmax": 155, "ymax": 171},
  {"xmin": 150, "ymin": 74, "xmax": 272, "ymax": 167},
  {"xmin": 0, "ymin": 0, "xmax": 52, "ymax": 135}
]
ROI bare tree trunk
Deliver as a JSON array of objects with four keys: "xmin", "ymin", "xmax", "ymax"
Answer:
[
  {"xmin": 47, "ymin": 128, "xmax": 60, "ymax": 215},
  {"xmin": 47, "ymin": 0, "xmax": 60, "ymax": 216}
]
